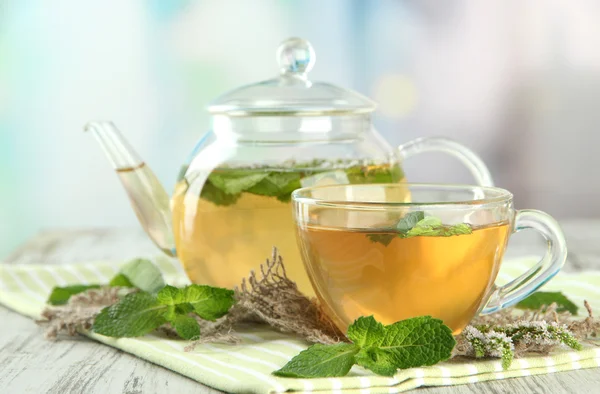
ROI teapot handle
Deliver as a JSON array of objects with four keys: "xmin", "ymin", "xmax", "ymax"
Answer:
[{"xmin": 397, "ymin": 137, "xmax": 494, "ymax": 187}]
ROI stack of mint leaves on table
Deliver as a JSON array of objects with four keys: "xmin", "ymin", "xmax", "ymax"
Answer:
[{"xmin": 44, "ymin": 213, "xmax": 588, "ymax": 378}]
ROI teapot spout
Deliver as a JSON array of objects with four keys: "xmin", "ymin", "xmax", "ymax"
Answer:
[{"xmin": 85, "ymin": 121, "xmax": 176, "ymax": 256}]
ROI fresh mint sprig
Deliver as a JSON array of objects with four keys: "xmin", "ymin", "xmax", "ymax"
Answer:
[
  {"xmin": 367, "ymin": 212, "xmax": 473, "ymax": 246},
  {"xmin": 46, "ymin": 258, "xmax": 236, "ymax": 341},
  {"xmin": 396, "ymin": 211, "xmax": 425, "ymax": 233},
  {"xmin": 93, "ymin": 284, "xmax": 235, "ymax": 339},
  {"xmin": 273, "ymin": 315, "xmax": 455, "ymax": 378}
]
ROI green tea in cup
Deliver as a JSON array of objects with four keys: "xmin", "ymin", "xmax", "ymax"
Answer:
[{"xmin": 292, "ymin": 184, "xmax": 567, "ymax": 334}]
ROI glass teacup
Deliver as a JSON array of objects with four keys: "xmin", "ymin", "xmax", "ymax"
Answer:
[{"xmin": 292, "ymin": 184, "xmax": 567, "ymax": 334}]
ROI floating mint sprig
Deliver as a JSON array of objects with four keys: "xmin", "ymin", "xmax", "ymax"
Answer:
[
  {"xmin": 367, "ymin": 212, "xmax": 473, "ymax": 246},
  {"xmin": 199, "ymin": 163, "xmax": 403, "ymax": 206},
  {"xmin": 199, "ymin": 181, "xmax": 241, "ymax": 206},
  {"xmin": 396, "ymin": 211, "xmax": 425, "ymax": 233},
  {"xmin": 208, "ymin": 171, "xmax": 269, "ymax": 195},
  {"xmin": 273, "ymin": 315, "xmax": 455, "ymax": 378},
  {"xmin": 247, "ymin": 172, "xmax": 302, "ymax": 203},
  {"xmin": 406, "ymin": 219, "xmax": 473, "ymax": 238}
]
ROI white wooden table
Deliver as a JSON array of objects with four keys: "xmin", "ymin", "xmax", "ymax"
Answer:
[{"xmin": 1, "ymin": 222, "xmax": 600, "ymax": 393}]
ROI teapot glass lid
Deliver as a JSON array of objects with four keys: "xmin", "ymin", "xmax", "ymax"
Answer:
[{"xmin": 208, "ymin": 38, "xmax": 377, "ymax": 116}]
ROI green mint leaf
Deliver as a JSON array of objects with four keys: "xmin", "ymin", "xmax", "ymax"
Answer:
[
  {"xmin": 109, "ymin": 273, "xmax": 134, "ymax": 288},
  {"xmin": 354, "ymin": 347, "xmax": 398, "ymax": 376},
  {"xmin": 93, "ymin": 292, "xmax": 167, "ymax": 337},
  {"xmin": 396, "ymin": 211, "xmax": 425, "ymax": 233},
  {"xmin": 247, "ymin": 172, "xmax": 302, "ymax": 202},
  {"xmin": 208, "ymin": 171, "xmax": 268, "ymax": 195},
  {"xmin": 356, "ymin": 316, "xmax": 455, "ymax": 375},
  {"xmin": 201, "ymin": 163, "xmax": 403, "ymax": 205},
  {"xmin": 347, "ymin": 316, "xmax": 385, "ymax": 347},
  {"xmin": 415, "ymin": 216, "xmax": 442, "ymax": 228},
  {"xmin": 405, "ymin": 225, "xmax": 442, "ymax": 237},
  {"xmin": 405, "ymin": 222, "xmax": 473, "ymax": 238},
  {"xmin": 164, "ymin": 305, "xmax": 177, "ymax": 321},
  {"xmin": 515, "ymin": 291, "xmax": 579, "ymax": 315},
  {"xmin": 200, "ymin": 180, "xmax": 241, "ymax": 206},
  {"xmin": 368, "ymin": 215, "xmax": 473, "ymax": 246},
  {"xmin": 183, "ymin": 285, "xmax": 235, "ymax": 321},
  {"xmin": 157, "ymin": 285, "xmax": 185, "ymax": 305},
  {"xmin": 273, "ymin": 343, "xmax": 360, "ymax": 378},
  {"xmin": 157, "ymin": 284, "xmax": 235, "ymax": 321},
  {"xmin": 366, "ymin": 233, "xmax": 395, "ymax": 246},
  {"xmin": 163, "ymin": 303, "xmax": 194, "ymax": 322},
  {"xmin": 446, "ymin": 223, "xmax": 473, "ymax": 236},
  {"xmin": 176, "ymin": 303, "xmax": 194, "ymax": 315},
  {"xmin": 170, "ymin": 315, "xmax": 201, "ymax": 340},
  {"xmin": 119, "ymin": 258, "xmax": 165, "ymax": 294},
  {"xmin": 47, "ymin": 284, "xmax": 101, "ymax": 305}
]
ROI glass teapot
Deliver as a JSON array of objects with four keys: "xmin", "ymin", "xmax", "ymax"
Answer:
[{"xmin": 86, "ymin": 37, "xmax": 493, "ymax": 295}]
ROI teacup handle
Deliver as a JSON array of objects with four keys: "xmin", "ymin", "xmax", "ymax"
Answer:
[
  {"xmin": 481, "ymin": 209, "xmax": 568, "ymax": 315},
  {"xmin": 398, "ymin": 137, "xmax": 494, "ymax": 187}
]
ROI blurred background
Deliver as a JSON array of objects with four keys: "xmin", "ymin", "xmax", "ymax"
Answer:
[{"xmin": 1, "ymin": 0, "xmax": 599, "ymax": 258}]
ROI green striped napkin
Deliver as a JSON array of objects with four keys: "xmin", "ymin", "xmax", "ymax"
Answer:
[{"xmin": 1, "ymin": 257, "xmax": 599, "ymax": 393}]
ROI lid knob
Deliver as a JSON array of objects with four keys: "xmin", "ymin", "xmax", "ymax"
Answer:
[{"xmin": 276, "ymin": 37, "xmax": 316, "ymax": 76}]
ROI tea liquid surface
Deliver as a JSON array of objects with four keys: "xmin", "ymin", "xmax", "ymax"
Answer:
[
  {"xmin": 172, "ymin": 162, "xmax": 405, "ymax": 295},
  {"xmin": 297, "ymin": 222, "xmax": 511, "ymax": 334}
]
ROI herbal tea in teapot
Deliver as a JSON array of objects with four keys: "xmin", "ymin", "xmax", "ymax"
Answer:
[{"xmin": 172, "ymin": 160, "xmax": 405, "ymax": 294}]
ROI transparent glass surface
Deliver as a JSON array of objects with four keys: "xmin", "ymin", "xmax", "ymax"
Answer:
[{"xmin": 207, "ymin": 37, "xmax": 376, "ymax": 116}]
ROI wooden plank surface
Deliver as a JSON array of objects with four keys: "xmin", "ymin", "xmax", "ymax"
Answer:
[{"xmin": 1, "ymin": 224, "xmax": 599, "ymax": 393}]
